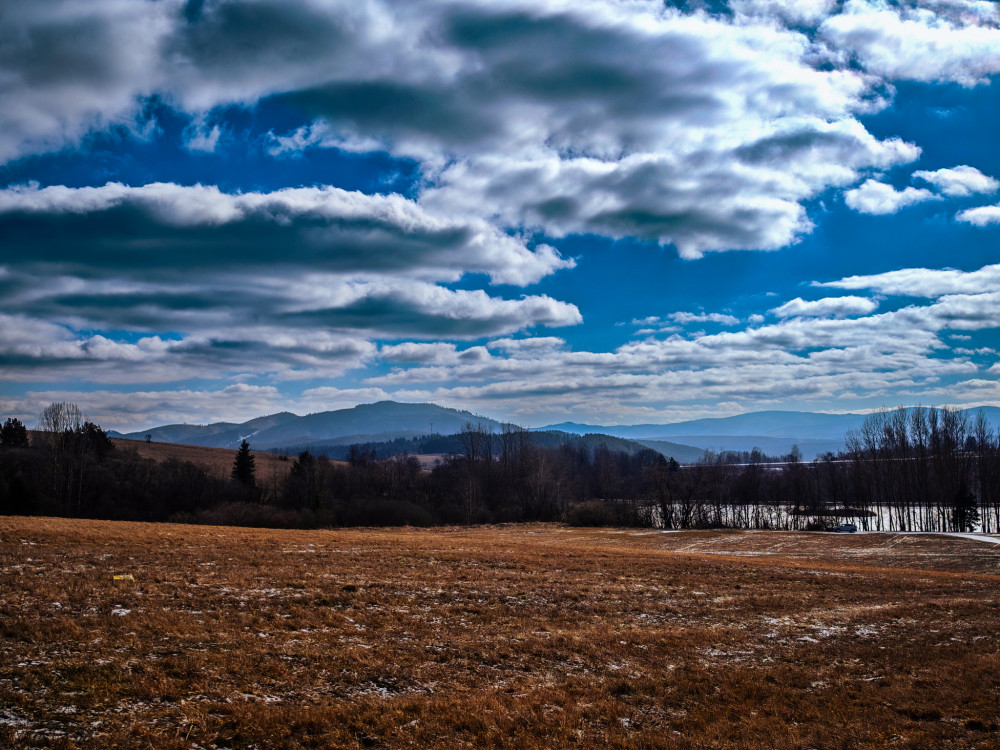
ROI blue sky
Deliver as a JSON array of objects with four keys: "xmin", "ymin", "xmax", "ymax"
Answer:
[{"xmin": 1, "ymin": 0, "xmax": 999, "ymax": 432}]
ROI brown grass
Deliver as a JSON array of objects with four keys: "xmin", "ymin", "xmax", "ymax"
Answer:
[
  {"xmin": 109, "ymin": 438, "xmax": 302, "ymax": 481},
  {"xmin": 1, "ymin": 519, "xmax": 998, "ymax": 749}
]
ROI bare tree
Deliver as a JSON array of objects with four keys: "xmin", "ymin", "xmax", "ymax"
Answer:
[
  {"xmin": 39, "ymin": 402, "xmax": 82, "ymax": 433},
  {"xmin": 973, "ymin": 411, "xmax": 999, "ymax": 533}
]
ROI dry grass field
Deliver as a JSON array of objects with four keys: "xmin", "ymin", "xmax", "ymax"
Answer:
[
  {"xmin": 108, "ymin": 438, "xmax": 299, "ymax": 482},
  {"xmin": 2, "ymin": 519, "xmax": 999, "ymax": 749}
]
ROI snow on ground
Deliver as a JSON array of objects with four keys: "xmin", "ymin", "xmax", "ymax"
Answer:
[
  {"xmin": 939, "ymin": 533, "xmax": 1000, "ymax": 545},
  {"xmin": 845, "ymin": 530, "xmax": 1000, "ymax": 544}
]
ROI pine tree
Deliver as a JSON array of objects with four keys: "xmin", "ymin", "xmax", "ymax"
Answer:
[
  {"xmin": 1, "ymin": 417, "xmax": 30, "ymax": 448},
  {"xmin": 231, "ymin": 440, "xmax": 256, "ymax": 487}
]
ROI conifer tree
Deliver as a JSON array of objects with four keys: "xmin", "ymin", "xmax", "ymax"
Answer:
[
  {"xmin": 1, "ymin": 417, "xmax": 30, "ymax": 448},
  {"xmin": 231, "ymin": 440, "xmax": 256, "ymax": 487}
]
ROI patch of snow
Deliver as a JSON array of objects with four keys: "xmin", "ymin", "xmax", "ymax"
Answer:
[{"xmin": 0, "ymin": 709, "xmax": 30, "ymax": 727}]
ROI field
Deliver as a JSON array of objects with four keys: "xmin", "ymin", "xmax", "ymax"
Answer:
[
  {"xmin": 2, "ymin": 519, "xmax": 999, "ymax": 749},
  {"xmin": 109, "ymin": 438, "xmax": 299, "ymax": 482}
]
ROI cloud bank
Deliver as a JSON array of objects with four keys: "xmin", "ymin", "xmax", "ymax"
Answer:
[{"xmin": 1, "ymin": 0, "xmax": 998, "ymax": 427}]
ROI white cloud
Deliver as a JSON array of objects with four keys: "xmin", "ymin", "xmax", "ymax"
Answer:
[
  {"xmin": 379, "ymin": 342, "xmax": 460, "ymax": 365},
  {"xmin": 821, "ymin": 0, "xmax": 1000, "ymax": 85},
  {"xmin": 184, "ymin": 124, "xmax": 222, "ymax": 153},
  {"xmin": 488, "ymin": 337, "xmax": 567, "ymax": 353},
  {"xmin": 0, "ymin": 0, "xmax": 935, "ymax": 256},
  {"xmin": 731, "ymin": 0, "xmax": 838, "ymax": 25},
  {"xmin": 817, "ymin": 264, "xmax": 1000, "ymax": 297},
  {"xmin": 668, "ymin": 312, "xmax": 742, "ymax": 326},
  {"xmin": 344, "ymin": 262, "xmax": 1000, "ymax": 423},
  {"xmin": 913, "ymin": 165, "xmax": 999, "ymax": 197},
  {"xmin": 0, "ymin": 274, "xmax": 581, "ymax": 384},
  {"xmin": 770, "ymin": 296, "xmax": 879, "ymax": 318},
  {"xmin": 0, "ymin": 181, "xmax": 572, "ymax": 286},
  {"xmin": 0, "ymin": 181, "xmax": 581, "ymax": 380},
  {"xmin": 8, "ymin": 270, "xmax": 999, "ymax": 427},
  {"xmin": 2, "ymin": 1, "xmax": 999, "ymax": 424},
  {"xmin": 957, "ymin": 203, "xmax": 1000, "ymax": 226},
  {"xmin": 0, "ymin": 0, "xmax": 175, "ymax": 163},
  {"xmin": 3, "ymin": 384, "xmax": 287, "ymax": 433},
  {"xmin": 296, "ymin": 387, "xmax": 394, "ymax": 415},
  {"xmin": 844, "ymin": 179, "xmax": 938, "ymax": 214}
]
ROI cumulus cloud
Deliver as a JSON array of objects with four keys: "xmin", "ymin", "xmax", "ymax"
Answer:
[
  {"xmin": 731, "ymin": 0, "xmax": 838, "ymax": 25},
  {"xmin": 0, "ymin": 181, "xmax": 583, "ymax": 383},
  {"xmin": 816, "ymin": 264, "xmax": 1000, "ymax": 297},
  {"xmin": 4, "ymin": 1, "xmax": 997, "ymax": 259},
  {"xmin": 0, "ymin": 310, "xmax": 381, "ymax": 384},
  {"xmin": 668, "ymin": 312, "xmax": 742, "ymax": 326},
  {"xmin": 379, "ymin": 342, "xmax": 462, "ymax": 366},
  {"xmin": 844, "ymin": 179, "xmax": 938, "ymax": 214},
  {"xmin": 770, "ymin": 296, "xmax": 879, "ymax": 318},
  {"xmin": 913, "ymin": 165, "xmax": 999, "ymax": 197},
  {"xmin": 0, "ymin": 275, "xmax": 580, "ymax": 383},
  {"xmin": 184, "ymin": 123, "xmax": 223, "ymax": 153},
  {"xmin": 2, "ymin": 1, "xmax": 999, "ymax": 424},
  {"xmin": 1, "ymin": 384, "xmax": 287, "ymax": 432},
  {"xmin": 820, "ymin": 0, "xmax": 1000, "ymax": 85},
  {"xmin": 488, "ymin": 337, "xmax": 567, "ymax": 353},
  {"xmin": 349, "ymin": 262, "xmax": 1000, "ymax": 423},
  {"xmin": 0, "ymin": 181, "xmax": 580, "ymax": 380},
  {"xmin": 277, "ymin": 282, "xmax": 581, "ymax": 339},
  {"xmin": 0, "ymin": 182, "xmax": 571, "ymax": 286},
  {"xmin": 0, "ymin": 0, "xmax": 174, "ymax": 163},
  {"xmin": 6, "ymin": 268, "xmax": 998, "ymax": 426},
  {"xmin": 0, "ymin": 0, "xmax": 936, "ymax": 256},
  {"xmin": 957, "ymin": 203, "xmax": 1000, "ymax": 226}
]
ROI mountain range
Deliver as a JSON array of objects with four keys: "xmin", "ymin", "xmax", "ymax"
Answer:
[
  {"xmin": 115, "ymin": 401, "xmax": 496, "ymax": 451},
  {"xmin": 114, "ymin": 401, "xmax": 1000, "ymax": 463}
]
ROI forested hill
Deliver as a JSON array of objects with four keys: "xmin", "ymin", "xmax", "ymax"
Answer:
[
  {"xmin": 114, "ymin": 401, "xmax": 1000, "ymax": 463},
  {"xmin": 271, "ymin": 429, "xmax": 705, "ymax": 464},
  {"xmin": 3, "ymin": 405, "xmax": 998, "ymax": 533},
  {"xmin": 116, "ymin": 401, "xmax": 500, "ymax": 449}
]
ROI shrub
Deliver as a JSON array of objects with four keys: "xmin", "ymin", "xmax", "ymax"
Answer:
[{"xmin": 566, "ymin": 500, "xmax": 617, "ymax": 527}]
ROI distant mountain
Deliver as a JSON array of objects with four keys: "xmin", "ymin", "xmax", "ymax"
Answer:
[
  {"xmin": 634, "ymin": 440, "xmax": 708, "ymax": 464},
  {"xmin": 540, "ymin": 407, "xmax": 1000, "ymax": 460},
  {"xmin": 122, "ymin": 401, "xmax": 501, "ymax": 450},
  {"xmin": 123, "ymin": 402, "xmax": 1000, "ymax": 460},
  {"xmin": 538, "ymin": 411, "xmax": 867, "ymax": 440}
]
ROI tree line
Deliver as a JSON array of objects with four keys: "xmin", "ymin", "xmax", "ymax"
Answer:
[{"xmin": 1, "ymin": 404, "xmax": 998, "ymax": 532}]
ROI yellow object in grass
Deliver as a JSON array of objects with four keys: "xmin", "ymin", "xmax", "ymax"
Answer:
[{"xmin": 113, "ymin": 574, "xmax": 135, "ymax": 581}]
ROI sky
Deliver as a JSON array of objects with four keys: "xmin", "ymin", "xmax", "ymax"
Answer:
[{"xmin": 1, "ymin": 0, "xmax": 999, "ymax": 432}]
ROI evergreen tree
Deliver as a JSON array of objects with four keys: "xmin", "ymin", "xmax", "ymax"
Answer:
[
  {"xmin": 231, "ymin": 440, "xmax": 256, "ymax": 487},
  {"xmin": 951, "ymin": 480, "xmax": 980, "ymax": 532},
  {"xmin": 1, "ymin": 417, "xmax": 30, "ymax": 448}
]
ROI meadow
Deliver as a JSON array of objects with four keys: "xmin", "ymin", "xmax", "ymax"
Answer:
[
  {"xmin": 108, "ymin": 438, "xmax": 299, "ymax": 483},
  {"xmin": 2, "ymin": 517, "xmax": 999, "ymax": 749}
]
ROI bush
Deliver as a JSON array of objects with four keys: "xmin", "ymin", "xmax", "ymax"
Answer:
[
  {"xmin": 178, "ymin": 502, "xmax": 336, "ymax": 529},
  {"xmin": 566, "ymin": 500, "xmax": 617, "ymax": 527},
  {"xmin": 349, "ymin": 500, "xmax": 434, "ymax": 527}
]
